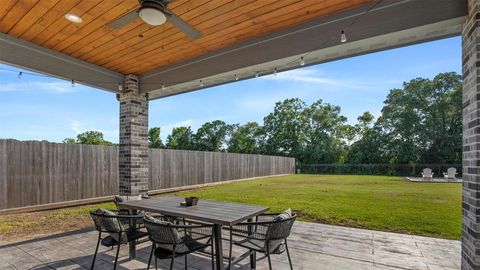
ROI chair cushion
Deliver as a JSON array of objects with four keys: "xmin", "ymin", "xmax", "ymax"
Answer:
[
  {"xmin": 101, "ymin": 236, "xmax": 117, "ymax": 247},
  {"xmin": 95, "ymin": 208, "xmax": 127, "ymax": 243},
  {"xmin": 100, "ymin": 230, "xmax": 148, "ymax": 247},
  {"xmin": 95, "ymin": 208, "xmax": 122, "ymax": 231},
  {"xmin": 145, "ymin": 214, "xmax": 177, "ymax": 230},
  {"xmin": 234, "ymin": 238, "xmax": 285, "ymax": 254},
  {"xmin": 154, "ymin": 235, "xmax": 209, "ymax": 257},
  {"xmin": 274, "ymin": 208, "xmax": 292, "ymax": 221},
  {"xmin": 234, "ymin": 238, "xmax": 265, "ymax": 252},
  {"xmin": 144, "ymin": 214, "xmax": 188, "ymax": 252}
]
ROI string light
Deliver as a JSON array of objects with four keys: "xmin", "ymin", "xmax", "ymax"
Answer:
[
  {"xmin": 340, "ymin": 30, "xmax": 347, "ymax": 43},
  {"xmin": 0, "ymin": 1, "xmax": 380, "ymax": 90},
  {"xmin": 300, "ymin": 57, "xmax": 305, "ymax": 66}
]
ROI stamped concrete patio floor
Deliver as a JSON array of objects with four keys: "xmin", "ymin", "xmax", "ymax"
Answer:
[{"xmin": 0, "ymin": 221, "xmax": 460, "ymax": 270}]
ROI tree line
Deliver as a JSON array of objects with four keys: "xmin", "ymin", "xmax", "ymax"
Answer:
[{"xmin": 64, "ymin": 72, "xmax": 462, "ymax": 164}]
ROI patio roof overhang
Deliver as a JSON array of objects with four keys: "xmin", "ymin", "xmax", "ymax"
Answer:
[{"xmin": 0, "ymin": 0, "xmax": 467, "ymax": 99}]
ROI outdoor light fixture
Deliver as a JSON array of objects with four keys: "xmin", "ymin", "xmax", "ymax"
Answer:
[
  {"xmin": 65, "ymin": 13, "xmax": 83, "ymax": 23},
  {"xmin": 300, "ymin": 57, "xmax": 305, "ymax": 66},
  {"xmin": 118, "ymin": 83, "xmax": 123, "ymax": 91},
  {"xmin": 71, "ymin": 80, "xmax": 75, "ymax": 87},
  {"xmin": 139, "ymin": 6, "xmax": 167, "ymax": 26},
  {"xmin": 200, "ymin": 80, "xmax": 204, "ymax": 87},
  {"xmin": 17, "ymin": 72, "xmax": 22, "ymax": 79},
  {"xmin": 235, "ymin": 74, "xmax": 239, "ymax": 81},
  {"xmin": 161, "ymin": 83, "xmax": 166, "ymax": 90},
  {"xmin": 341, "ymin": 30, "xmax": 347, "ymax": 43},
  {"xmin": 255, "ymin": 72, "xmax": 259, "ymax": 78},
  {"xmin": 274, "ymin": 68, "xmax": 277, "ymax": 76}
]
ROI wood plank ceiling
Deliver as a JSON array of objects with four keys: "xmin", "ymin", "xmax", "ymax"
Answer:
[{"xmin": 0, "ymin": 0, "xmax": 373, "ymax": 75}]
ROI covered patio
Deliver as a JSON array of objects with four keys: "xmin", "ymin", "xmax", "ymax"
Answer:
[
  {"xmin": 0, "ymin": 221, "xmax": 460, "ymax": 270},
  {"xmin": 0, "ymin": 0, "xmax": 475, "ymax": 269}
]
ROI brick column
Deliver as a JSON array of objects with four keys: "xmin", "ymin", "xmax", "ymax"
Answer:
[
  {"xmin": 118, "ymin": 74, "xmax": 149, "ymax": 198},
  {"xmin": 463, "ymin": 1, "xmax": 480, "ymax": 269}
]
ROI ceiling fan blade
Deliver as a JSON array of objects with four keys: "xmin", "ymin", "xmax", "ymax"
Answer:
[
  {"xmin": 165, "ymin": 10, "xmax": 202, "ymax": 39},
  {"xmin": 108, "ymin": 11, "xmax": 139, "ymax": 29}
]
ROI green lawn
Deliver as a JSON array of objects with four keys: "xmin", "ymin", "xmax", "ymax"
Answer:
[
  {"xmin": 176, "ymin": 174, "xmax": 461, "ymax": 239},
  {"xmin": 0, "ymin": 174, "xmax": 461, "ymax": 244}
]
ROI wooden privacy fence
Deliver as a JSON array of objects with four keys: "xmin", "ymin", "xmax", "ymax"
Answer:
[{"xmin": 0, "ymin": 139, "xmax": 295, "ymax": 211}]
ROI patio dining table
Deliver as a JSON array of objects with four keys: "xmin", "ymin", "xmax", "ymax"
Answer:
[{"xmin": 117, "ymin": 196, "xmax": 269, "ymax": 270}]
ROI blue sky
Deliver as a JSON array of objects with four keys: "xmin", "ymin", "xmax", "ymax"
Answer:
[{"xmin": 0, "ymin": 37, "xmax": 461, "ymax": 143}]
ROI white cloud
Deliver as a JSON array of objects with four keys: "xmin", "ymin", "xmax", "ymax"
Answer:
[
  {"xmin": 69, "ymin": 119, "xmax": 83, "ymax": 135},
  {"xmin": 359, "ymin": 97, "xmax": 377, "ymax": 103},
  {"xmin": 0, "ymin": 81, "xmax": 76, "ymax": 93},
  {"xmin": 161, "ymin": 120, "xmax": 193, "ymax": 130},
  {"xmin": 263, "ymin": 69, "xmax": 344, "ymax": 86},
  {"xmin": 161, "ymin": 119, "xmax": 193, "ymax": 132},
  {"xmin": 158, "ymin": 120, "xmax": 193, "ymax": 140},
  {"xmin": 68, "ymin": 119, "xmax": 118, "ymax": 142},
  {"xmin": 261, "ymin": 68, "xmax": 400, "ymax": 90}
]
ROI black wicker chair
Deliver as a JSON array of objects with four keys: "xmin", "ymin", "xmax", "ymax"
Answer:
[
  {"xmin": 89, "ymin": 209, "xmax": 148, "ymax": 270},
  {"xmin": 143, "ymin": 216, "xmax": 215, "ymax": 270},
  {"xmin": 228, "ymin": 213, "xmax": 297, "ymax": 270}
]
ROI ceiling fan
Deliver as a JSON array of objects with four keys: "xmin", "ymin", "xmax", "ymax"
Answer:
[{"xmin": 107, "ymin": 0, "xmax": 201, "ymax": 39}]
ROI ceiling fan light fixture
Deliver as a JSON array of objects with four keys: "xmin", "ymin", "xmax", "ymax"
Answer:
[
  {"xmin": 65, "ymin": 13, "xmax": 83, "ymax": 24},
  {"xmin": 139, "ymin": 7, "xmax": 167, "ymax": 26}
]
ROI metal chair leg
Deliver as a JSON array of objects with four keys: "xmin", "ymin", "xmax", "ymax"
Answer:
[
  {"xmin": 113, "ymin": 233, "xmax": 122, "ymax": 270},
  {"xmin": 170, "ymin": 246, "xmax": 176, "ymax": 270},
  {"xmin": 228, "ymin": 230, "xmax": 233, "ymax": 270},
  {"xmin": 266, "ymin": 242, "xmax": 272, "ymax": 270},
  {"xmin": 90, "ymin": 232, "xmax": 101, "ymax": 270},
  {"xmin": 211, "ymin": 241, "xmax": 215, "ymax": 270},
  {"xmin": 285, "ymin": 239, "xmax": 293, "ymax": 270},
  {"xmin": 184, "ymin": 254, "xmax": 188, "ymax": 270},
  {"xmin": 170, "ymin": 256, "xmax": 175, "ymax": 270},
  {"xmin": 147, "ymin": 244, "xmax": 155, "ymax": 270}
]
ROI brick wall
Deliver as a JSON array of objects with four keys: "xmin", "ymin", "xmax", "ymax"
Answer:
[
  {"xmin": 462, "ymin": 0, "xmax": 480, "ymax": 269},
  {"xmin": 118, "ymin": 74, "xmax": 149, "ymax": 196}
]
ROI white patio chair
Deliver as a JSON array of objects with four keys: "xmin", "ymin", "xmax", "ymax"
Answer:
[
  {"xmin": 421, "ymin": 168, "xmax": 434, "ymax": 179},
  {"xmin": 443, "ymin": 167, "xmax": 458, "ymax": 179}
]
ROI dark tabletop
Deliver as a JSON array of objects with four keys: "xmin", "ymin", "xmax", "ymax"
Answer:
[{"xmin": 117, "ymin": 197, "xmax": 269, "ymax": 226}]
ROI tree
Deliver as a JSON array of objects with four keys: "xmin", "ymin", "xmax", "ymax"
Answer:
[
  {"xmin": 347, "ymin": 112, "xmax": 387, "ymax": 164},
  {"xmin": 62, "ymin": 138, "xmax": 76, "ymax": 144},
  {"xmin": 166, "ymin": 126, "xmax": 195, "ymax": 150},
  {"xmin": 58, "ymin": 71, "xmax": 462, "ymax": 166},
  {"xmin": 148, "ymin": 127, "xmax": 164, "ymax": 148},
  {"xmin": 301, "ymin": 100, "xmax": 348, "ymax": 163},
  {"xmin": 227, "ymin": 122, "xmax": 265, "ymax": 154},
  {"xmin": 262, "ymin": 98, "xmax": 349, "ymax": 163},
  {"xmin": 64, "ymin": 131, "xmax": 114, "ymax": 146},
  {"xmin": 420, "ymin": 72, "xmax": 462, "ymax": 163},
  {"xmin": 378, "ymin": 72, "xmax": 462, "ymax": 164},
  {"xmin": 263, "ymin": 98, "xmax": 308, "ymax": 157},
  {"xmin": 194, "ymin": 120, "xmax": 232, "ymax": 152}
]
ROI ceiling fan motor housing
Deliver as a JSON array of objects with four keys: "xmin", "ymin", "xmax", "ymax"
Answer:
[
  {"xmin": 139, "ymin": 0, "xmax": 167, "ymax": 9},
  {"xmin": 139, "ymin": 0, "xmax": 169, "ymax": 26}
]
